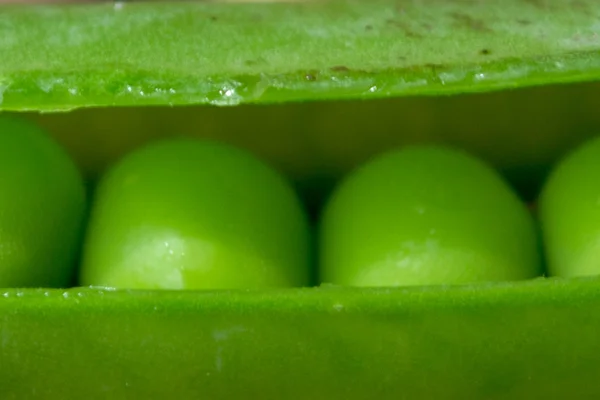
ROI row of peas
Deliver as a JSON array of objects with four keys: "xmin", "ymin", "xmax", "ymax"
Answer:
[{"xmin": 0, "ymin": 116, "xmax": 595, "ymax": 290}]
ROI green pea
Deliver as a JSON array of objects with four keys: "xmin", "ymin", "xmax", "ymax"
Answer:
[
  {"xmin": 319, "ymin": 146, "xmax": 542, "ymax": 287},
  {"xmin": 539, "ymin": 136, "xmax": 600, "ymax": 277},
  {"xmin": 0, "ymin": 117, "xmax": 86, "ymax": 288},
  {"xmin": 79, "ymin": 138, "xmax": 310, "ymax": 290}
]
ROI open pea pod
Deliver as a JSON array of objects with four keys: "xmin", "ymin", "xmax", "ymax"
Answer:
[{"xmin": 3, "ymin": 1, "xmax": 600, "ymax": 398}]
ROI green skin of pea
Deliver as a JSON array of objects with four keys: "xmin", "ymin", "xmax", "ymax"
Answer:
[
  {"xmin": 79, "ymin": 139, "xmax": 311, "ymax": 290},
  {"xmin": 539, "ymin": 135, "xmax": 600, "ymax": 278},
  {"xmin": 0, "ymin": 117, "xmax": 86, "ymax": 288},
  {"xmin": 319, "ymin": 146, "xmax": 542, "ymax": 287}
]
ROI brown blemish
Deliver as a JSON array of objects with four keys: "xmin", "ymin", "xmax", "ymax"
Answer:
[
  {"xmin": 421, "ymin": 63, "xmax": 444, "ymax": 72},
  {"xmin": 449, "ymin": 12, "xmax": 492, "ymax": 33},
  {"xmin": 479, "ymin": 49, "xmax": 491, "ymax": 55},
  {"xmin": 365, "ymin": 24, "xmax": 373, "ymax": 31},
  {"xmin": 209, "ymin": 15, "xmax": 218, "ymax": 22},
  {"xmin": 386, "ymin": 19, "xmax": 423, "ymax": 39},
  {"xmin": 330, "ymin": 66, "xmax": 350, "ymax": 72},
  {"xmin": 516, "ymin": 19, "xmax": 531, "ymax": 25}
]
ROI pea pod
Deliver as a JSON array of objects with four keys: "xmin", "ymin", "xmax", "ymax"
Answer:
[
  {"xmin": 3, "ymin": 1, "xmax": 600, "ymax": 399},
  {"xmin": 3, "ymin": 281, "xmax": 600, "ymax": 399},
  {"xmin": 2, "ymin": 0, "xmax": 600, "ymax": 110}
]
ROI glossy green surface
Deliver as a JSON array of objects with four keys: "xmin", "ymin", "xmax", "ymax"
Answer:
[
  {"xmin": 0, "ymin": 117, "xmax": 85, "ymax": 287},
  {"xmin": 540, "ymin": 136, "xmax": 600, "ymax": 277},
  {"xmin": 320, "ymin": 146, "xmax": 542, "ymax": 286},
  {"xmin": 1, "ymin": 0, "xmax": 600, "ymax": 110},
  {"xmin": 80, "ymin": 139, "xmax": 310, "ymax": 289},
  {"xmin": 2, "ymin": 279, "xmax": 600, "ymax": 399}
]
